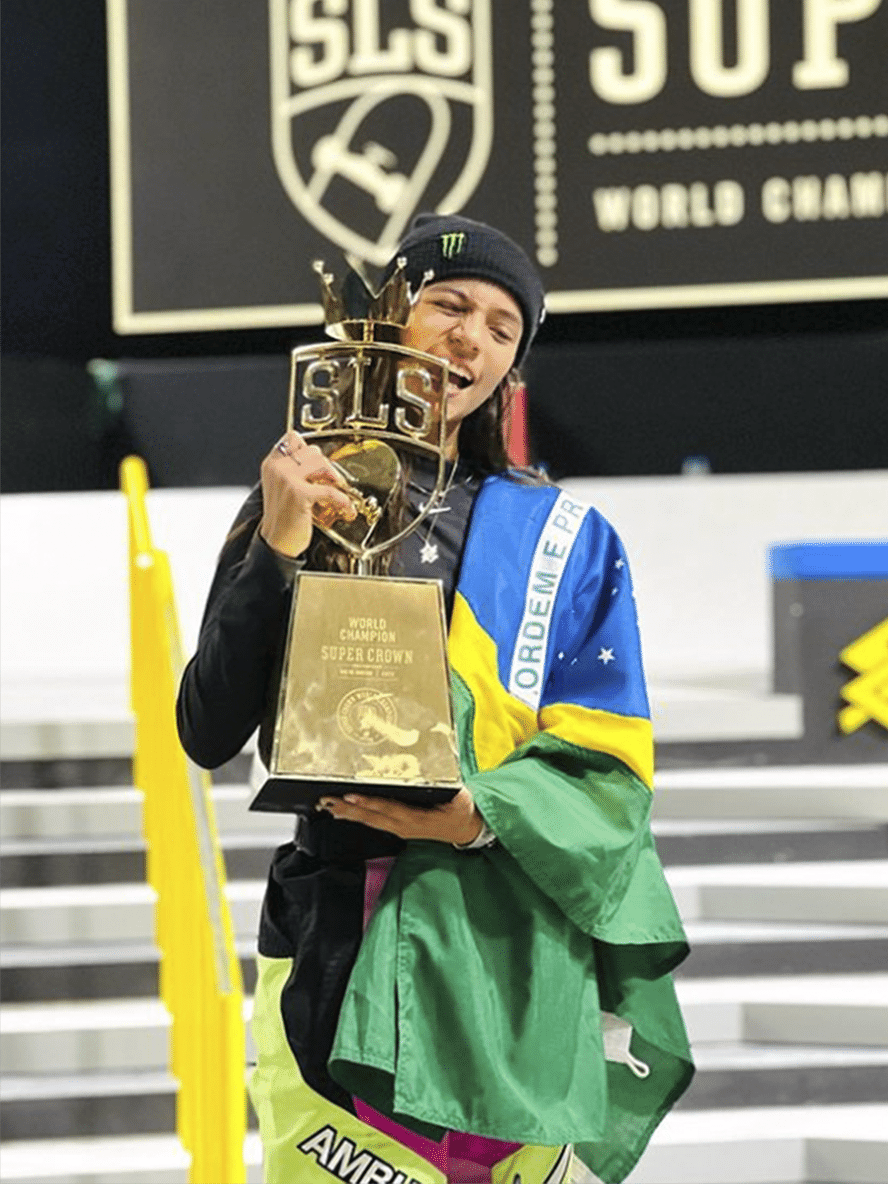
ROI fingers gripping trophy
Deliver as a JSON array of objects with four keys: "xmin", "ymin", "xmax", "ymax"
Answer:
[{"xmin": 251, "ymin": 257, "xmax": 463, "ymax": 812}]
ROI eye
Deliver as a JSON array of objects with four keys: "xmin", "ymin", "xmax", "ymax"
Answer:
[
  {"xmin": 433, "ymin": 298, "xmax": 463, "ymax": 315},
  {"xmin": 490, "ymin": 324, "xmax": 517, "ymax": 345}
]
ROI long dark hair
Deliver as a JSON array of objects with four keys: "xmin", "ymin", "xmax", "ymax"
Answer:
[
  {"xmin": 457, "ymin": 372, "xmax": 514, "ymax": 475},
  {"xmin": 458, "ymin": 368, "xmax": 548, "ymax": 483}
]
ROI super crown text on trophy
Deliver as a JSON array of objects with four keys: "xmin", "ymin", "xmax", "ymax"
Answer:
[{"xmin": 250, "ymin": 257, "xmax": 464, "ymax": 812}]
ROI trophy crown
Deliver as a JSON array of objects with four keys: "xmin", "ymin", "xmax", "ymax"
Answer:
[{"xmin": 312, "ymin": 257, "xmax": 434, "ymax": 342}]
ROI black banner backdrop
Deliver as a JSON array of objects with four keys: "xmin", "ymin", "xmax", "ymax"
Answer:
[{"xmin": 108, "ymin": 0, "xmax": 888, "ymax": 333}]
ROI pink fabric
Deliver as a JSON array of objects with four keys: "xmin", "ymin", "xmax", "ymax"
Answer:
[
  {"xmin": 353, "ymin": 1099, "xmax": 450, "ymax": 1177},
  {"xmin": 356, "ymin": 857, "xmax": 522, "ymax": 1181},
  {"xmin": 448, "ymin": 1132, "xmax": 523, "ymax": 1170},
  {"xmin": 362, "ymin": 856, "xmax": 397, "ymax": 930},
  {"xmin": 353, "ymin": 1099, "xmax": 522, "ymax": 1182}
]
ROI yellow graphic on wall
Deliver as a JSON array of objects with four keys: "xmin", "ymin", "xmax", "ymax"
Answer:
[{"xmin": 838, "ymin": 617, "xmax": 888, "ymax": 734}]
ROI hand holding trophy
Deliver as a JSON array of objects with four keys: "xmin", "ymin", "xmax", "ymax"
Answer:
[{"xmin": 250, "ymin": 257, "xmax": 463, "ymax": 812}]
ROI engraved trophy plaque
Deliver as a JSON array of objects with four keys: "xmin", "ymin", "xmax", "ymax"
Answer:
[{"xmin": 250, "ymin": 258, "xmax": 463, "ymax": 812}]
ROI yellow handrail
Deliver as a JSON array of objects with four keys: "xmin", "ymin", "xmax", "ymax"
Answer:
[{"xmin": 120, "ymin": 456, "xmax": 247, "ymax": 1184}]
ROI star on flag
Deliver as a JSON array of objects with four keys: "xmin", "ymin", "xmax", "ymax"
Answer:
[{"xmin": 597, "ymin": 648, "xmax": 616, "ymax": 664}]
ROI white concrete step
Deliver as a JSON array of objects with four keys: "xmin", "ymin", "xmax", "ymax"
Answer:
[
  {"xmin": 1, "ymin": 1105, "xmax": 885, "ymax": 1184},
  {"xmin": 2, "ymin": 767, "xmax": 886, "ymax": 846},
  {"xmin": 5, "ymin": 1031, "xmax": 884, "ymax": 1121},
  {"xmin": 4, "ymin": 976, "xmax": 885, "ymax": 1076},
  {"xmin": 4, "ymin": 872, "xmax": 888, "ymax": 960},
  {"xmin": 5, "ymin": 811, "xmax": 884, "ymax": 872},
  {"xmin": 0, "ymin": 718, "xmax": 135, "ymax": 762},
  {"xmin": 626, "ymin": 1103, "xmax": 888, "ymax": 1183},
  {"xmin": 666, "ymin": 860, "xmax": 888, "ymax": 924},
  {"xmin": 0, "ymin": 1133, "xmax": 263, "ymax": 1184},
  {"xmin": 677, "ymin": 1042, "xmax": 888, "ymax": 1111},
  {"xmin": 0, "ymin": 1067, "xmax": 180, "ymax": 1141},
  {"xmin": 0, "ymin": 936, "xmax": 259, "ymax": 1006},
  {"xmin": 0, "ymin": 1134, "xmax": 208, "ymax": 1184},
  {"xmin": 0, "ymin": 1134, "xmax": 204, "ymax": 1184},
  {"xmin": 677, "ymin": 919, "xmax": 888, "ymax": 978},
  {"xmin": 0, "ymin": 831, "xmax": 280, "ymax": 891},
  {"xmin": 6, "ymin": 1033, "xmax": 884, "ymax": 1134},
  {"xmin": 652, "ymin": 765, "xmax": 888, "ymax": 821},
  {"xmin": 4, "ymin": 862, "xmax": 886, "ymax": 950},
  {"xmin": 0, "ymin": 1068, "xmax": 177, "ymax": 1106},
  {"xmin": 0, "ymin": 881, "xmax": 265, "ymax": 947},
  {"xmin": 0, "ymin": 785, "xmax": 290, "ymax": 844},
  {"xmin": 0, "ymin": 1128, "xmax": 259, "ymax": 1184},
  {"xmin": 678, "ymin": 974, "xmax": 888, "ymax": 1046},
  {"xmin": 651, "ymin": 817, "xmax": 888, "ymax": 868},
  {"xmin": 688, "ymin": 1042, "xmax": 888, "ymax": 1075},
  {"xmin": 0, "ymin": 675, "xmax": 134, "ymax": 762},
  {"xmin": 0, "ymin": 997, "xmax": 252, "ymax": 1076},
  {"xmin": 1, "ymin": 999, "xmax": 172, "ymax": 1075}
]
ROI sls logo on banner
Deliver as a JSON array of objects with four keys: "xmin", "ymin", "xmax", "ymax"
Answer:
[{"xmin": 270, "ymin": 0, "xmax": 493, "ymax": 265}]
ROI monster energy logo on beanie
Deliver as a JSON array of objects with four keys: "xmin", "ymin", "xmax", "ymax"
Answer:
[
  {"xmin": 383, "ymin": 212, "xmax": 546, "ymax": 366},
  {"xmin": 441, "ymin": 232, "xmax": 466, "ymax": 258}
]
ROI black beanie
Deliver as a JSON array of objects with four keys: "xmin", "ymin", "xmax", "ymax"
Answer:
[{"xmin": 384, "ymin": 213, "xmax": 546, "ymax": 367}]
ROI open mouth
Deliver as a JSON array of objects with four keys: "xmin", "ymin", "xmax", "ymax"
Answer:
[{"xmin": 448, "ymin": 370, "xmax": 472, "ymax": 390}]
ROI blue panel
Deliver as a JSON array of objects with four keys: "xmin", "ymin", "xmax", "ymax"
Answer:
[{"xmin": 769, "ymin": 541, "xmax": 888, "ymax": 580}]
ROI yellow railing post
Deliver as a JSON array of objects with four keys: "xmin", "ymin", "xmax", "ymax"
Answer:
[{"xmin": 120, "ymin": 457, "xmax": 247, "ymax": 1184}]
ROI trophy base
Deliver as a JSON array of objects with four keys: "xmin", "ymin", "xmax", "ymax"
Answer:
[
  {"xmin": 265, "ymin": 570, "xmax": 464, "ymax": 816},
  {"xmin": 249, "ymin": 775, "xmax": 460, "ymax": 813}
]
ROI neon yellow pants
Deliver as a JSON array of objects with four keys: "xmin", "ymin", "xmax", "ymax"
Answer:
[{"xmin": 249, "ymin": 954, "xmax": 583, "ymax": 1184}]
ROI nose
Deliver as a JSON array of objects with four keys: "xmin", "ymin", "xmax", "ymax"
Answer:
[{"xmin": 449, "ymin": 309, "xmax": 482, "ymax": 355}]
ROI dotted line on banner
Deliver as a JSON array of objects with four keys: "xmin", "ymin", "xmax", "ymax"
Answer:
[
  {"xmin": 588, "ymin": 114, "xmax": 888, "ymax": 156},
  {"xmin": 531, "ymin": 0, "xmax": 558, "ymax": 267}
]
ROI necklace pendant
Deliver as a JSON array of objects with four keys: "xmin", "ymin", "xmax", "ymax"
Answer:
[{"xmin": 420, "ymin": 539, "xmax": 439, "ymax": 565}]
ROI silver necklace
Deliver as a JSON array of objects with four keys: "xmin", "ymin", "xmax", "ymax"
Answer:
[{"xmin": 415, "ymin": 461, "xmax": 461, "ymax": 565}]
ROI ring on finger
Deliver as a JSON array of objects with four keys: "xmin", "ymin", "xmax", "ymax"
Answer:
[{"xmin": 276, "ymin": 438, "xmax": 290, "ymax": 456}]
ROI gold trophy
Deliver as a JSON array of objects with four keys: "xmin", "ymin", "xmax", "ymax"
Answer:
[{"xmin": 250, "ymin": 258, "xmax": 463, "ymax": 812}]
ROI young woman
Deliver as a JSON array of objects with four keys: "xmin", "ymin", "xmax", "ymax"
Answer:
[{"xmin": 177, "ymin": 214, "xmax": 693, "ymax": 1184}]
